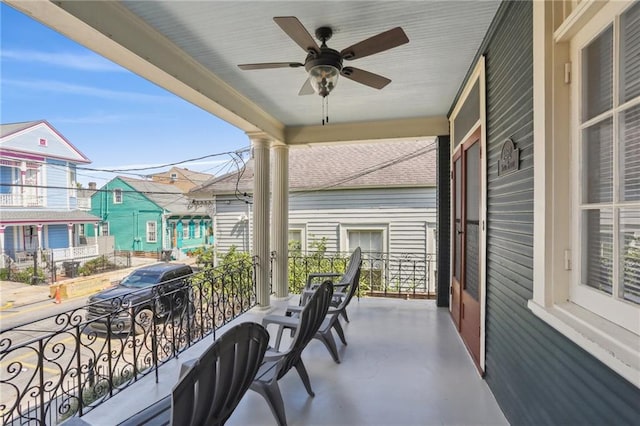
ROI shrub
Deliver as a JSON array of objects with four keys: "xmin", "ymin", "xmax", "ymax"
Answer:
[
  {"xmin": 12, "ymin": 266, "xmax": 46, "ymax": 284},
  {"xmin": 78, "ymin": 256, "xmax": 117, "ymax": 276}
]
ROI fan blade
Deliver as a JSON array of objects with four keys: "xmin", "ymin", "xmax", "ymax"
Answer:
[
  {"xmin": 274, "ymin": 17, "xmax": 320, "ymax": 54},
  {"xmin": 341, "ymin": 67, "xmax": 391, "ymax": 89},
  {"xmin": 298, "ymin": 79, "xmax": 314, "ymax": 95},
  {"xmin": 238, "ymin": 62, "xmax": 303, "ymax": 70},
  {"xmin": 341, "ymin": 27, "xmax": 409, "ymax": 61}
]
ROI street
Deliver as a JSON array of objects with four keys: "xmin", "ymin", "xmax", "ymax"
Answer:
[{"xmin": 0, "ymin": 295, "xmax": 191, "ymax": 425}]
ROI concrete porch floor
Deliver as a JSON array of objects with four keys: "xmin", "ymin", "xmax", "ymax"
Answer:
[{"xmin": 78, "ymin": 297, "xmax": 508, "ymax": 426}]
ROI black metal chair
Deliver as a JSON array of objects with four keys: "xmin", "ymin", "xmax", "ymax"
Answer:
[
  {"xmin": 120, "ymin": 321, "xmax": 269, "ymax": 426},
  {"xmin": 250, "ymin": 281, "xmax": 334, "ymax": 426}
]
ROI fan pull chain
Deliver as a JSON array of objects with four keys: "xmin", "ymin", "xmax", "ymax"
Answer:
[{"xmin": 326, "ymin": 96, "xmax": 329, "ymax": 124}]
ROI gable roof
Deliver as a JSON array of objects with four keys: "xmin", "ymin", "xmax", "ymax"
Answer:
[
  {"xmin": 0, "ymin": 121, "xmax": 39, "ymax": 138},
  {"xmin": 118, "ymin": 176, "xmax": 191, "ymax": 214},
  {"xmin": 0, "ymin": 120, "xmax": 91, "ymax": 163},
  {"xmin": 149, "ymin": 166, "xmax": 213, "ymax": 185},
  {"xmin": 190, "ymin": 139, "xmax": 436, "ymax": 196}
]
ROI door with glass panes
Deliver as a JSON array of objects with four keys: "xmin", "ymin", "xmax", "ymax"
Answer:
[{"xmin": 452, "ymin": 132, "xmax": 481, "ymax": 366}]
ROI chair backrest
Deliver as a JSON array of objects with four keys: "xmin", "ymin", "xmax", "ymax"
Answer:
[
  {"xmin": 334, "ymin": 261, "xmax": 361, "ymax": 313},
  {"xmin": 336, "ymin": 247, "xmax": 362, "ymax": 286},
  {"xmin": 276, "ymin": 281, "xmax": 333, "ymax": 380},
  {"xmin": 171, "ymin": 322, "xmax": 269, "ymax": 426}
]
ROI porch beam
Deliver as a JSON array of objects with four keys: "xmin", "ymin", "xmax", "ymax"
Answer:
[
  {"xmin": 249, "ymin": 132, "xmax": 271, "ymax": 308},
  {"xmin": 284, "ymin": 116, "xmax": 449, "ymax": 145},
  {"xmin": 271, "ymin": 143, "xmax": 289, "ymax": 298}
]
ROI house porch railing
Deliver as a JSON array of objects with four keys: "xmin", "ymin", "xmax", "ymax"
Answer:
[
  {"xmin": 0, "ymin": 193, "xmax": 44, "ymax": 207},
  {"xmin": 0, "ymin": 258, "xmax": 256, "ymax": 425},
  {"xmin": 285, "ymin": 251, "xmax": 437, "ymax": 298},
  {"xmin": 48, "ymin": 245, "xmax": 99, "ymax": 262}
]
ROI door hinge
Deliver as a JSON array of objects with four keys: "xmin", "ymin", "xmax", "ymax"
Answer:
[{"xmin": 564, "ymin": 62, "xmax": 571, "ymax": 84}]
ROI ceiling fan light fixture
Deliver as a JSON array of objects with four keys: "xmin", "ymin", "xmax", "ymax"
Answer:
[{"xmin": 308, "ymin": 64, "xmax": 339, "ymax": 97}]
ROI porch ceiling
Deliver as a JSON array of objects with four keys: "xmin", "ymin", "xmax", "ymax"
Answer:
[{"xmin": 8, "ymin": 1, "xmax": 500, "ymax": 144}]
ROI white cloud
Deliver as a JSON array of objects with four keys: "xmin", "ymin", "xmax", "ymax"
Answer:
[
  {"xmin": 3, "ymin": 78, "xmax": 170, "ymax": 102},
  {"xmin": 1, "ymin": 49, "xmax": 126, "ymax": 72}
]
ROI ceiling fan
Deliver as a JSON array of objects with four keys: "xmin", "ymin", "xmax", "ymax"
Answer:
[{"xmin": 238, "ymin": 16, "xmax": 409, "ymax": 98}]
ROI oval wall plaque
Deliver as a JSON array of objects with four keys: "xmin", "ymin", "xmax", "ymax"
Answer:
[{"xmin": 498, "ymin": 138, "xmax": 519, "ymax": 176}]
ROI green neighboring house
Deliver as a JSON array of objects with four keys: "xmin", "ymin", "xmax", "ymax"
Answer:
[{"xmin": 89, "ymin": 176, "xmax": 212, "ymax": 255}]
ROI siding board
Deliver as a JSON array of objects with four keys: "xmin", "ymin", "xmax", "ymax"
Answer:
[{"xmin": 478, "ymin": 1, "xmax": 640, "ymax": 423}]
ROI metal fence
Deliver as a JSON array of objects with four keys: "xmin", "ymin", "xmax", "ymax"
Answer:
[
  {"xmin": 0, "ymin": 251, "xmax": 132, "ymax": 285},
  {"xmin": 0, "ymin": 258, "xmax": 256, "ymax": 425},
  {"xmin": 285, "ymin": 251, "xmax": 437, "ymax": 298}
]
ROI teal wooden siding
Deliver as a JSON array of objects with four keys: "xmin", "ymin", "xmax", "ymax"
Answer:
[
  {"xmin": 90, "ymin": 178, "xmax": 163, "ymax": 252},
  {"xmin": 472, "ymin": 1, "xmax": 640, "ymax": 423}
]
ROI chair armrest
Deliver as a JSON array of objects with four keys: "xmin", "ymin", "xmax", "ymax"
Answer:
[
  {"xmin": 305, "ymin": 272, "xmax": 342, "ymax": 289},
  {"xmin": 118, "ymin": 395, "xmax": 171, "ymax": 426},
  {"xmin": 307, "ymin": 272, "xmax": 341, "ymax": 280},
  {"xmin": 263, "ymin": 314, "xmax": 299, "ymax": 328},
  {"xmin": 285, "ymin": 305, "xmax": 303, "ymax": 316},
  {"xmin": 179, "ymin": 358, "xmax": 197, "ymax": 379},
  {"xmin": 263, "ymin": 348, "xmax": 286, "ymax": 362}
]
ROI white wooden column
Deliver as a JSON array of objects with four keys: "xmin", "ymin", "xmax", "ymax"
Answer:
[
  {"xmin": 249, "ymin": 132, "xmax": 271, "ymax": 308},
  {"xmin": 271, "ymin": 143, "xmax": 289, "ymax": 298},
  {"xmin": 67, "ymin": 223, "xmax": 74, "ymax": 248},
  {"xmin": 94, "ymin": 222, "xmax": 100, "ymax": 253},
  {"xmin": 36, "ymin": 224, "xmax": 42, "ymax": 249},
  {"xmin": 0, "ymin": 226, "xmax": 5, "ymax": 267}
]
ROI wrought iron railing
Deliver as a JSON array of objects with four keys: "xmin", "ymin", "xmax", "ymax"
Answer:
[
  {"xmin": 286, "ymin": 251, "xmax": 436, "ymax": 298},
  {"xmin": 0, "ymin": 258, "xmax": 256, "ymax": 425}
]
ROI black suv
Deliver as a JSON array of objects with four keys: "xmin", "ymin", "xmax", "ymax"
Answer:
[{"xmin": 86, "ymin": 263, "xmax": 193, "ymax": 334}]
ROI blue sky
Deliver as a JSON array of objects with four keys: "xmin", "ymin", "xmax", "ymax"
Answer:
[{"xmin": 0, "ymin": 3, "xmax": 250, "ymax": 185}]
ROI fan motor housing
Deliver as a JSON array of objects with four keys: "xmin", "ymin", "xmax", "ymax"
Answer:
[{"xmin": 304, "ymin": 48, "xmax": 343, "ymax": 73}]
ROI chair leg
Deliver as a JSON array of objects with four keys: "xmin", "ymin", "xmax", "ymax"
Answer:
[
  {"xmin": 250, "ymin": 380, "xmax": 288, "ymax": 426},
  {"xmin": 317, "ymin": 328, "xmax": 341, "ymax": 364},
  {"xmin": 340, "ymin": 309, "xmax": 349, "ymax": 323},
  {"xmin": 333, "ymin": 318, "xmax": 348, "ymax": 346},
  {"xmin": 293, "ymin": 359, "xmax": 315, "ymax": 397},
  {"xmin": 274, "ymin": 325, "xmax": 285, "ymax": 350}
]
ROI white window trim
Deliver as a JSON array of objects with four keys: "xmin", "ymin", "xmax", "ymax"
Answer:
[
  {"xmin": 289, "ymin": 223, "xmax": 307, "ymax": 253},
  {"xmin": 530, "ymin": 0, "xmax": 639, "ymax": 388},
  {"xmin": 113, "ymin": 188, "xmax": 123, "ymax": 204},
  {"xmin": 101, "ymin": 222, "xmax": 109, "ymax": 237},
  {"xmin": 338, "ymin": 222, "xmax": 389, "ymax": 255},
  {"xmin": 194, "ymin": 221, "xmax": 201, "ymax": 239},
  {"xmin": 146, "ymin": 221, "xmax": 157, "ymax": 243},
  {"xmin": 182, "ymin": 221, "xmax": 189, "ymax": 239}
]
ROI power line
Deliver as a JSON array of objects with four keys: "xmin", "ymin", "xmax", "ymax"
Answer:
[
  {"xmin": 75, "ymin": 148, "xmax": 250, "ymax": 173},
  {"xmin": 0, "ymin": 183, "xmax": 190, "ymax": 196}
]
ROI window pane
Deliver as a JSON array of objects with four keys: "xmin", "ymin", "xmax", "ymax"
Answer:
[
  {"xmin": 288, "ymin": 230, "xmax": 302, "ymax": 253},
  {"xmin": 582, "ymin": 25, "xmax": 613, "ymax": 122},
  {"xmin": 583, "ymin": 118, "xmax": 613, "ymax": 203},
  {"xmin": 620, "ymin": 209, "xmax": 640, "ymax": 305},
  {"xmin": 620, "ymin": 104, "xmax": 640, "ymax": 201},
  {"xmin": 583, "ymin": 209, "xmax": 613, "ymax": 295},
  {"xmin": 620, "ymin": 1, "xmax": 640, "ymax": 103}
]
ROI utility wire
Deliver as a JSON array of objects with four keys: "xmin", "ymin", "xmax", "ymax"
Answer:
[{"xmin": 75, "ymin": 148, "xmax": 250, "ymax": 173}]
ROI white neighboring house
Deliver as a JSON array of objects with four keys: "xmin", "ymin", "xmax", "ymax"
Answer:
[{"xmin": 189, "ymin": 139, "xmax": 437, "ymax": 291}]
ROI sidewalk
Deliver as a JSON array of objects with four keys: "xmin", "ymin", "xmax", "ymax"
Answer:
[
  {"xmin": 1, "ymin": 257, "xmax": 199, "ymax": 311},
  {"xmin": 0, "ymin": 280, "xmax": 52, "ymax": 310}
]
